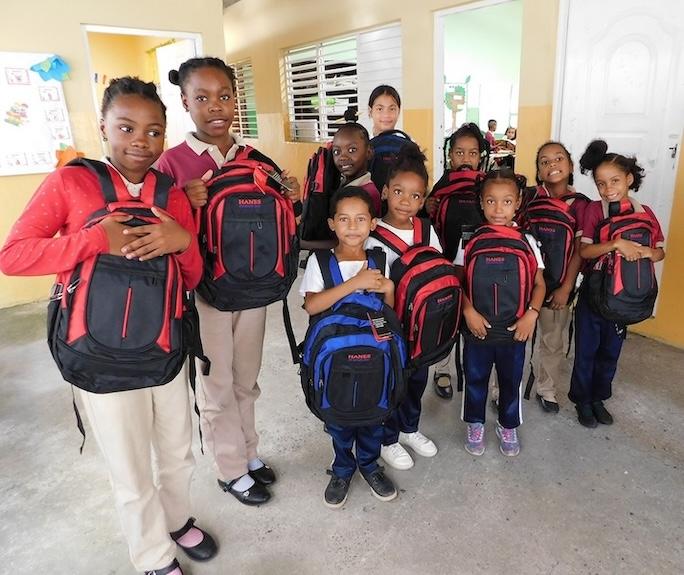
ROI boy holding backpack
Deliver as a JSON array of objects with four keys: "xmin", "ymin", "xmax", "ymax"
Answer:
[{"xmin": 299, "ymin": 187, "xmax": 401, "ymax": 508}]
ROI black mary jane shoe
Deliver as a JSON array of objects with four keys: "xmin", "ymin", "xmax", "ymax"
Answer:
[
  {"xmin": 249, "ymin": 463, "xmax": 277, "ymax": 486},
  {"xmin": 218, "ymin": 476, "xmax": 271, "ymax": 506},
  {"xmin": 145, "ymin": 558, "xmax": 182, "ymax": 575},
  {"xmin": 591, "ymin": 401, "xmax": 614, "ymax": 425},
  {"xmin": 432, "ymin": 373, "xmax": 453, "ymax": 400},
  {"xmin": 170, "ymin": 517, "xmax": 218, "ymax": 562},
  {"xmin": 536, "ymin": 394, "xmax": 560, "ymax": 414}
]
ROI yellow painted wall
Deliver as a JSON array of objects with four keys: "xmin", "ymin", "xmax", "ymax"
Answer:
[{"xmin": 0, "ymin": 0, "xmax": 225, "ymax": 309}]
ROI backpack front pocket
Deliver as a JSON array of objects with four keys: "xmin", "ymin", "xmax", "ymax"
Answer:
[{"xmin": 325, "ymin": 347, "xmax": 385, "ymax": 413}]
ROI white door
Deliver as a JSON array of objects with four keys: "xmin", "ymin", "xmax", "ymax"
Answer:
[
  {"xmin": 156, "ymin": 39, "xmax": 199, "ymax": 147},
  {"xmin": 556, "ymin": 0, "xmax": 684, "ymax": 256}
]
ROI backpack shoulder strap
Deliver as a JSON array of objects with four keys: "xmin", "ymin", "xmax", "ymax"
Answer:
[
  {"xmin": 414, "ymin": 217, "xmax": 432, "ymax": 246},
  {"xmin": 370, "ymin": 226, "xmax": 408, "ymax": 256},
  {"xmin": 314, "ymin": 249, "xmax": 340, "ymax": 290},
  {"xmin": 366, "ymin": 247, "xmax": 387, "ymax": 276},
  {"xmin": 66, "ymin": 158, "xmax": 117, "ymax": 204},
  {"xmin": 148, "ymin": 168, "xmax": 174, "ymax": 210}
]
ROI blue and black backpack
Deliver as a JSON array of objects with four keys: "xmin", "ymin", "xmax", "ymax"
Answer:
[{"xmin": 299, "ymin": 249, "xmax": 408, "ymax": 427}]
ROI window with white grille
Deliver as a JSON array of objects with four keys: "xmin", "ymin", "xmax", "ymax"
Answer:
[
  {"xmin": 284, "ymin": 24, "xmax": 402, "ymax": 142},
  {"xmin": 232, "ymin": 59, "xmax": 258, "ymax": 139}
]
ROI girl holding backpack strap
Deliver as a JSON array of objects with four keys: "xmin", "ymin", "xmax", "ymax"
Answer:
[
  {"xmin": 570, "ymin": 140, "xmax": 665, "ymax": 428},
  {"xmin": 0, "ymin": 77, "xmax": 216, "ymax": 575},
  {"xmin": 156, "ymin": 57, "xmax": 300, "ymax": 507}
]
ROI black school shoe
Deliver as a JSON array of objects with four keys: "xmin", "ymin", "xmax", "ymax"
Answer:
[
  {"xmin": 537, "ymin": 394, "xmax": 560, "ymax": 414},
  {"xmin": 218, "ymin": 477, "xmax": 271, "ymax": 506},
  {"xmin": 249, "ymin": 463, "xmax": 276, "ymax": 486},
  {"xmin": 145, "ymin": 558, "xmax": 182, "ymax": 575},
  {"xmin": 591, "ymin": 401, "xmax": 614, "ymax": 425},
  {"xmin": 170, "ymin": 517, "xmax": 218, "ymax": 562},
  {"xmin": 576, "ymin": 403, "xmax": 598, "ymax": 428},
  {"xmin": 324, "ymin": 472, "xmax": 351, "ymax": 508},
  {"xmin": 433, "ymin": 373, "xmax": 453, "ymax": 399},
  {"xmin": 363, "ymin": 467, "xmax": 397, "ymax": 502}
]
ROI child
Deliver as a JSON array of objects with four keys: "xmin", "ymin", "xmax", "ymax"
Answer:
[
  {"xmin": 156, "ymin": 57, "xmax": 300, "ymax": 506},
  {"xmin": 331, "ymin": 121, "xmax": 382, "ymax": 217},
  {"xmin": 457, "ymin": 170, "xmax": 546, "ymax": 456},
  {"xmin": 0, "ymin": 77, "xmax": 215, "ymax": 575},
  {"xmin": 365, "ymin": 144, "xmax": 443, "ymax": 470},
  {"xmin": 300, "ymin": 187, "xmax": 398, "ymax": 507},
  {"xmin": 368, "ymin": 84, "xmax": 401, "ymax": 137},
  {"xmin": 522, "ymin": 142, "xmax": 590, "ymax": 413},
  {"xmin": 570, "ymin": 140, "xmax": 665, "ymax": 427},
  {"xmin": 485, "ymin": 119, "xmax": 497, "ymax": 148},
  {"xmin": 426, "ymin": 122, "xmax": 487, "ymax": 398}
]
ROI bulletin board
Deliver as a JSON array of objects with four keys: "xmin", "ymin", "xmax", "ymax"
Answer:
[{"xmin": 0, "ymin": 52, "xmax": 74, "ymax": 176}]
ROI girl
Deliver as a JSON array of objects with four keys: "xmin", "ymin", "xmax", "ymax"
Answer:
[
  {"xmin": 0, "ymin": 77, "xmax": 215, "ymax": 575},
  {"xmin": 365, "ymin": 144, "xmax": 442, "ymax": 470},
  {"xmin": 156, "ymin": 57, "xmax": 300, "ymax": 506},
  {"xmin": 523, "ymin": 142, "xmax": 590, "ymax": 413},
  {"xmin": 300, "ymin": 187, "xmax": 397, "ymax": 507},
  {"xmin": 457, "ymin": 170, "xmax": 546, "ymax": 457},
  {"xmin": 331, "ymin": 121, "xmax": 382, "ymax": 216},
  {"xmin": 570, "ymin": 140, "xmax": 665, "ymax": 427},
  {"xmin": 426, "ymin": 122, "xmax": 487, "ymax": 398},
  {"xmin": 368, "ymin": 84, "xmax": 401, "ymax": 136}
]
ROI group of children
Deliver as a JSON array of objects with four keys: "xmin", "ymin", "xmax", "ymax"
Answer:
[{"xmin": 0, "ymin": 56, "xmax": 667, "ymax": 575}]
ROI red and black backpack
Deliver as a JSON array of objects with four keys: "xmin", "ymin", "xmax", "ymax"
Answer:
[
  {"xmin": 299, "ymin": 143, "xmax": 340, "ymax": 242},
  {"xmin": 198, "ymin": 152, "xmax": 299, "ymax": 313},
  {"xmin": 47, "ymin": 159, "xmax": 198, "ymax": 394},
  {"xmin": 585, "ymin": 198, "xmax": 658, "ymax": 324},
  {"xmin": 519, "ymin": 186, "xmax": 590, "ymax": 295},
  {"xmin": 370, "ymin": 218, "xmax": 463, "ymax": 368},
  {"xmin": 463, "ymin": 224, "xmax": 539, "ymax": 343},
  {"xmin": 429, "ymin": 167, "xmax": 485, "ymax": 261}
]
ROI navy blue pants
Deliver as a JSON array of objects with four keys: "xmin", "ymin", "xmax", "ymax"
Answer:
[
  {"xmin": 326, "ymin": 423, "xmax": 383, "ymax": 479},
  {"xmin": 383, "ymin": 366, "xmax": 429, "ymax": 445},
  {"xmin": 462, "ymin": 339, "xmax": 526, "ymax": 429},
  {"xmin": 569, "ymin": 293, "xmax": 625, "ymax": 405}
]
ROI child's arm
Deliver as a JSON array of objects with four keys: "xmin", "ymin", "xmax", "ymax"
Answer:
[
  {"xmin": 580, "ymin": 237, "xmax": 643, "ymax": 261},
  {"xmin": 454, "ymin": 264, "xmax": 491, "ymax": 339},
  {"xmin": 547, "ymin": 237, "xmax": 583, "ymax": 309},
  {"xmin": 637, "ymin": 246, "xmax": 665, "ymax": 262},
  {"xmin": 508, "ymin": 268, "xmax": 545, "ymax": 342},
  {"xmin": 304, "ymin": 263, "xmax": 385, "ymax": 315}
]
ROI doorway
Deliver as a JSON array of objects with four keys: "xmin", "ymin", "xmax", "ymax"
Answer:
[
  {"xmin": 81, "ymin": 25, "xmax": 202, "ymax": 152},
  {"xmin": 433, "ymin": 0, "xmax": 523, "ymax": 177}
]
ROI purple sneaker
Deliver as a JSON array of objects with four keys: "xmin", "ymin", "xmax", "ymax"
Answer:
[
  {"xmin": 496, "ymin": 424, "xmax": 520, "ymax": 456},
  {"xmin": 464, "ymin": 423, "xmax": 485, "ymax": 456}
]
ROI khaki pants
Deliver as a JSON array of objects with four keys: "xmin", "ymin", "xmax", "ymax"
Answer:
[
  {"xmin": 77, "ymin": 371, "xmax": 194, "ymax": 572},
  {"xmin": 535, "ymin": 306, "xmax": 572, "ymax": 401},
  {"xmin": 195, "ymin": 297, "xmax": 266, "ymax": 481}
]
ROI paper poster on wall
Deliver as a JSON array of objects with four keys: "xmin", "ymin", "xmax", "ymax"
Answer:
[{"xmin": 0, "ymin": 52, "xmax": 74, "ymax": 176}]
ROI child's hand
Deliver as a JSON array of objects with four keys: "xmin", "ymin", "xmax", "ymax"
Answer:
[
  {"xmin": 636, "ymin": 246, "xmax": 655, "ymax": 260},
  {"xmin": 120, "ymin": 208, "xmax": 191, "ymax": 261},
  {"xmin": 373, "ymin": 276, "xmax": 395, "ymax": 295},
  {"xmin": 184, "ymin": 170, "xmax": 212, "ymax": 209},
  {"xmin": 281, "ymin": 170, "xmax": 301, "ymax": 202},
  {"xmin": 546, "ymin": 286, "xmax": 571, "ymax": 310},
  {"xmin": 100, "ymin": 214, "xmax": 133, "ymax": 256},
  {"xmin": 425, "ymin": 196, "xmax": 440, "ymax": 217},
  {"xmin": 507, "ymin": 309, "xmax": 538, "ymax": 342},
  {"xmin": 352, "ymin": 262, "xmax": 385, "ymax": 291},
  {"xmin": 464, "ymin": 306, "xmax": 490, "ymax": 339},
  {"xmin": 614, "ymin": 238, "xmax": 643, "ymax": 262}
]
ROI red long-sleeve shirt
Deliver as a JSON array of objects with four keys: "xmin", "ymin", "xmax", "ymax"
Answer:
[{"xmin": 0, "ymin": 163, "xmax": 202, "ymax": 290}]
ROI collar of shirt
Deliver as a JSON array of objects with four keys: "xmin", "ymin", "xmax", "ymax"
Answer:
[
  {"xmin": 185, "ymin": 131, "xmax": 245, "ymax": 168},
  {"xmin": 101, "ymin": 157, "xmax": 144, "ymax": 198},
  {"xmin": 345, "ymin": 172, "xmax": 372, "ymax": 187},
  {"xmin": 540, "ymin": 184, "xmax": 577, "ymax": 198}
]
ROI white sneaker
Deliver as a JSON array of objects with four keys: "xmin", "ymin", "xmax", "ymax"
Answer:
[
  {"xmin": 380, "ymin": 442, "xmax": 414, "ymax": 470},
  {"xmin": 399, "ymin": 431, "xmax": 438, "ymax": 457}
]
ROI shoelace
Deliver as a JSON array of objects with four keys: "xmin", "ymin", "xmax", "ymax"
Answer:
[
  {"xmin": 386, "ymin": 443, "xmax": 406, "ymax": 457},
  {"xmin": 468, "ymin": 425, "xmax": 483, "ymax": 442},
  {"xmin": 411, "ymin": 432, "xmax": 430, "ymax": 445},
  {"xmin": 501, "ymin": 427, "xmax": 518, "ymax": 443}
]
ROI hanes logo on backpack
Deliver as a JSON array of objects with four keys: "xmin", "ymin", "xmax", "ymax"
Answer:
[
  {"xmin": 238, "ymin": 198, "xmax": 262, "ymax": 207},
  {"xmin": 348, "ymin": 353, "xmax": 372, "ymax": 362},
  {"xmin": 437, "ymin": 294, "xmax": 454, "ymax": 304},
  {"xmin": 538, "ymin": 225, "xmax": 557, "ymax": 234},
  {"xmin": 485, "ymin": 256, "xmax": 505, "ymax": 264}
]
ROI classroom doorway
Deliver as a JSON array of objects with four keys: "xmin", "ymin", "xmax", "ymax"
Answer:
[
  {"xmin": 433, "ymin": 0, "xmax": 523, "ymax": 177},
  {"xmin": 82, "ymin": 25, "xmax": 202, "ymax": 152}
]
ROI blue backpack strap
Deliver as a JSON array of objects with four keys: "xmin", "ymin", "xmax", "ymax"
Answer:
[
  {"xmin": 66, "ymin": 158, "xmax": 117, "ymax": 204},
  {"xmin": 149, "ymin": 168, "xmax": 174, "ymax": 210},
  {"xmin": 314, "ymin": 249, "xmax": 340, "ymax": 289}
]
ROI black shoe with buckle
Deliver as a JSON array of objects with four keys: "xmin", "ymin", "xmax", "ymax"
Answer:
[
  {"xmin": 324, "ymin": 471, "xmax": 351, "ymax": 508},
  {"xmin": 249, "ymin": 463, "xmax": 276, "ymax": 486},
  {"xmin": 591, "ymin": 401, "xmax": 614, "ymax": 425},
  {"xmin": 433, "ymin": 373, "xmax": 453, "ymax": 400},
  {"xmin": 170, "ymin": 517, "xmax": 218, "ymax": 562},
  {"xmin": 576, "ymin": 403, "xmax": 598, "ymax": 428},
  {"xmin": 145, "ymin": 558, "xmax": 182, "ymax": 575},
  {"xmin": 363, "ymin": 467, "xmax": 397, "ymax": 502},
  {"xmin": 537, "ymin": 394, "xmax": 560, "ymax": 414},
  {"xmin": 218, "ymin": 476, "xmax": 271, "ymax": 506}
]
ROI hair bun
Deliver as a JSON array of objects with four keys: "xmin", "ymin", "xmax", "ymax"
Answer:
[
  {"xmin": 168, "ymin": 69, "xmax": 180, "ymax": 85},
  {"xmin": 579, "ymin": 139, "xmax": 608, "ymax": 174},
  {"xmin": 343, "ymin": 106, "xmax": 358, "ymax": 122}
]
